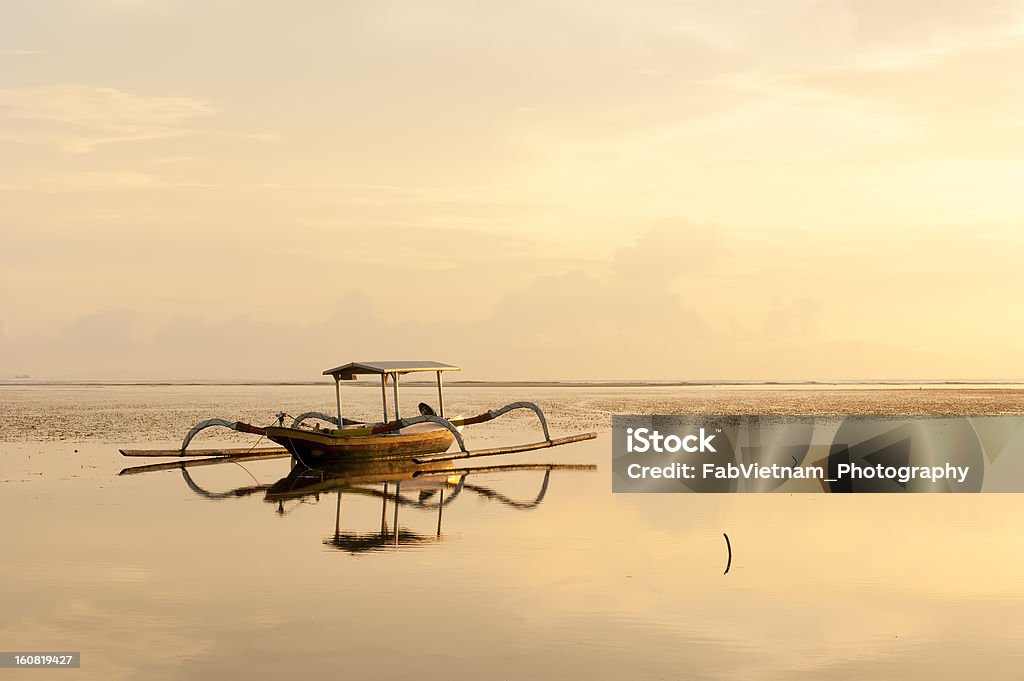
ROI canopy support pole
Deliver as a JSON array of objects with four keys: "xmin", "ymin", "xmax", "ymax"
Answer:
[
  {"xmin": 436, "ymin": 371, "xmax": 445, "ymax": 418},
  {"xmin": 334, "ymin": 376, "xmax": 343, "ymax": 428},
  {"xmin": 393, "ymin": 373, "xmax": 401, "ymax": 420}
]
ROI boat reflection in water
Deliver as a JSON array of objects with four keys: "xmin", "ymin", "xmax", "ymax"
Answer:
[
  {"xmin": 125, "ymin": 456, "xmax": 596, "ymax": 553},
  {"xmin": 281, "ymin": 460, "xmax": 594, "ymax": 553}
]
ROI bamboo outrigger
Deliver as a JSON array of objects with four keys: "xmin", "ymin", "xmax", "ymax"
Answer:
[{"xmin": 119, "ymin": 361, "xmax": 597, "ymax": 466}]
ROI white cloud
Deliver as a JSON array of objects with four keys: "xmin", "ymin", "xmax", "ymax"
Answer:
[
  {"xmin": 614, "ymin": 219, "xmax": 727, "ymax": 282},
  {"xmin": 0, "ymin": 171, "xmax": 211, "ymax": 193},
  {"xmin": 81, "ymin": 0, "xmax": 171, "ymax": 11},
  {"xmin": 0, "ymin": 85, "xmax": 214, "ymax": 152}
]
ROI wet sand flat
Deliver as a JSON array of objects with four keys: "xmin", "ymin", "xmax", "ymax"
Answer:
[{"xmin": 2, "ymin": 385, "xmax": 1024, "ymax": 680}]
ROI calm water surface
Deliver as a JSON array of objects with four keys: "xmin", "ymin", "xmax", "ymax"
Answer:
[{"xmin": 3, "ymin": 385, "xmax": 1024, "ymax": 680}]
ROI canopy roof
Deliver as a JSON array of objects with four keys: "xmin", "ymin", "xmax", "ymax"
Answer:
[{"xmin": 323, "ymin": 361, "xmax": 461, "ymax": 380}]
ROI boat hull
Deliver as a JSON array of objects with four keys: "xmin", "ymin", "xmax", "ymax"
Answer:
[{"xmin": 265, "ymin": 422, "xmax": 455, "ymax": 462}]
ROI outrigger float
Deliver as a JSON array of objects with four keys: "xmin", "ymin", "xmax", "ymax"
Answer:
[{"xmin": 120, "ymin": 361, "xmax": 597, "ymax": 468}]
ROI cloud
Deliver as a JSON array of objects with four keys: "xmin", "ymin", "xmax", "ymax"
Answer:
[
  {"xmin": 79, "ymin": 0, "xmax": 172, "ymax": 12},
  {"xmin": 1, "ymin": 217, "xmax": 1020, "ymax": 381},
  {"xmin": 758, "ymin": 41, "xmax": 1024, "ymax": 166},
  {"xmin": 0, "ymin": 85, "xmax": 214, "ymax": 152},
  {"xmin": 614, "ymin": 219, "xmax": 727, "ymax": 282},
  {"xmin": 0, "ymin": 171, "xmax": 190, "ymax": 193},
  {"xmin": 764, "ymin": 298, "xmax": 822, "ymax": 339},
  {"xmin": 60, "ymin": 309, "xmax": 142, "ymax": 360},
  {"xmin": 0, "ymin": 217, "xmax": 820, "ymax": 380},
  {"xmin": 0, "ymin": 285, "xmax": 960, "ymax": 381},
  {"xmin": 786, "ymin": 43, "xmax": 1024, "ymax": 122},
  {"xmin": 840, "ymin": 0, "xmax": 1021, "ymax": 45}
]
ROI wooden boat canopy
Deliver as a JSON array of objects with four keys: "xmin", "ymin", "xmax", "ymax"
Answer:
[
  {"xmin": 323, "ymin": 361, "xmax": 460, "ymax": 381},
  {"xmin": 321, "ymin": 360, "xmax": 460, "ymax": 424}
]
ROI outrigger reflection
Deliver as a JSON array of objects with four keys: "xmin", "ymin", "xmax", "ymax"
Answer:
[{"xmin": 119, "ymin": 456, "xmax": 597, "ymax": 553}]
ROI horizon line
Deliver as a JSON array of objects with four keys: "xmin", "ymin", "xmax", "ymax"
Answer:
[{"xmin": 3, "ymin": 378, "xmax": 1024, "ymax": 388}]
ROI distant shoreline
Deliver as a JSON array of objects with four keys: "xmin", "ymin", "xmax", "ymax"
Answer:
[{"xmin": 3, "ymin": 379, "xmax": 1024, "ymax": 389}]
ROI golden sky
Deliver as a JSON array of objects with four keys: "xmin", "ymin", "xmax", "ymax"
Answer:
[{"xmin": 1, "ymin": 0, "xmax": 1023, "ymax": 380}]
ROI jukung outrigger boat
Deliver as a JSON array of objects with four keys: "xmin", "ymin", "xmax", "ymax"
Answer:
[{"xmin": 120, "ymin": 361, "xmax": 597, "ymax": 466}]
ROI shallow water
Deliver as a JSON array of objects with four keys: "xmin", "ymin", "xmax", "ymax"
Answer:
[{"xmin": 2, "ymin": 385, "xmax": 1024, "ymax": 680}]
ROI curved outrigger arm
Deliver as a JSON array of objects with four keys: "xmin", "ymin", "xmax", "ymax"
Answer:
[
  {"xmin": 289, "ymin": 411, "xmax": 339, "ymax": 428},
  {"xmin": 180, "ymin": 409, "xmax": 366, "ymax": 452},
  {"xmin": 453, "ymin": 401, "xmax": 552, "ymax": 442},
  {"xmin": 179, "ymin": 418, "xmax": 267, "ymax": 453},
  {"xmin": 368, "ymin": 401, "xmax": 554, "ymax": 453}
]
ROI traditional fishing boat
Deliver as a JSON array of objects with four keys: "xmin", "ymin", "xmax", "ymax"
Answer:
[{"xmin": 120, "ymin": 360, "xmax": 596, "ymax": 466}]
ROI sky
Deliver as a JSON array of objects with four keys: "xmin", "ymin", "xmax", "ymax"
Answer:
[{"xmin": 1, "ymin": 0, "xmax": 1023, "ymax": 381}]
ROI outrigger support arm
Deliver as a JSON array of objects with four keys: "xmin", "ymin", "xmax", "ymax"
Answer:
[
  {"xmin": 364, "ymin": 401, "xmax": 553, "ymax": 454},
  {"xmin": 455, "ymin": 402, "xmax": 552, "ymax": 442},
  {"xmin": 179, "ymin": 418, "xmax": 266, "ymax": 453},
  {"xmin": 290, "ymin": 411, "xmax": 340, "ymax": 428},
  {"xmin": 372, "ymin": 401, "xmax": 551, "ymax": 439},
  {"xmin": 180, "ymin": 419, "xmax": 239, "ymax": 453}
]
